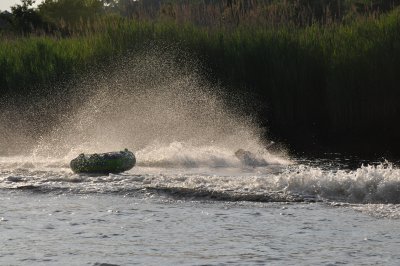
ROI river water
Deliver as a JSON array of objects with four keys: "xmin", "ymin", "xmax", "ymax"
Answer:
[
  {"xmin": 1, "ymin": 151, "xmax": 400, "ymax": 265},
  {"xmin": 1, "ymin": 52, "xmax": 400, "ymax": 265}
]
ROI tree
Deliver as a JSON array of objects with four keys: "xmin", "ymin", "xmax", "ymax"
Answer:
[
  {"xmin": 0, "ymin": 11, "xmax": 13, "ymax": 31},
  {"xmin": 38, "ymin": 0, "xmax": 105, "ymax": 31},
  {"xmin": 11, "ymin": 0, "xmax": 46, "ymax": 34}
]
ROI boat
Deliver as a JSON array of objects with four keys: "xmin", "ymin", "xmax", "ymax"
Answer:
[{"xmin": 70, "ymin": 149, "xmax": 136, "ymax": 174}]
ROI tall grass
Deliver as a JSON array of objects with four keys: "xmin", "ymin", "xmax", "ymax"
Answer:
[{"xmin": 1, "ymin": 7, "xmax": 400, "ymax": 152}]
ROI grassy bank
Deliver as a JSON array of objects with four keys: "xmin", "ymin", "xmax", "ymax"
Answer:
[{"xmin": 1, "ymin": 8, "xmax": 400, "ymax": 154}]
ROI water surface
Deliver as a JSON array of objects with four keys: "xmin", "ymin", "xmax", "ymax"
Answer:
[{"xmin": 1, "ymin": 153, "xmax": 399, "ymax": 265}]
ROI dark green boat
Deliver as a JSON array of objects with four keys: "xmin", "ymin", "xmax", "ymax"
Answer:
[{"xmin": 70, "ymin": 149, "xmax": 136, "ymax": 174}]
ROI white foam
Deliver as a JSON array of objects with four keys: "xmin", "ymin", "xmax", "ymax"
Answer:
[
  {"xmin": 136, "ymin": 141, "xmax": 290, "ymax": 168},
  {"xmin": 274, "ymin": 162, "xmax": 400, "ymax": 203},
  {"xmin": 1, "ymin": 153, "xmax": 400, "ymax": 208}
]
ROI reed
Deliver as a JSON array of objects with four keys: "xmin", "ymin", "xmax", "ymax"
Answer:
[{"xmin": 1, "ymin": 4, "xmax": 400, "ymax": 152}]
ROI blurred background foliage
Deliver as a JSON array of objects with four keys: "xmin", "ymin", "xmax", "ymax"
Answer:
[{"xmin": 1, "ymin": 0, "xmax": 400, "ymax": 155}]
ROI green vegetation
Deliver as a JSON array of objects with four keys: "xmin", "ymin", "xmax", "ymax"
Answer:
[{"xmin": 1, "ymin": 0, "xmax": 400, "ymax": 154}]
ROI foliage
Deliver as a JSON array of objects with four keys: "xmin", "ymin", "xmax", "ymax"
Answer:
[
  {"xmin": 3, "ymin": 0, "xmax": 400, "ymax": 34},
  {"xmin": 10, "ymin": 0, "xmax": 49, "ymax": 34},
  {"xmin": 38, "ymin": 0, "xmax": 104, "ymax": 31},
  {"xmin": 1, "ymin": 0, "xmax": 400, "ymax": 152}
]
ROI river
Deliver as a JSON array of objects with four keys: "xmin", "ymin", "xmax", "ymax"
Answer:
[
  {"xmin": 1, "ymin": 52, "xmax": 399, "ymax": 265},
  {"xmin": 1, "ymin": 151, "xmax": 399, "ymax": 265}
]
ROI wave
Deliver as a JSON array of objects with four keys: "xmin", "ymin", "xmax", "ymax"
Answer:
[
  {"xmin": 277, "ymin": 162, "xmax": 400, "ymax": 204},
  {"xmin": 135, "ymin": 141, "xmax": 289, "ymax": 168},
  {"xmin": 0, "ymin": 141, "xmax": 289, "ymax": 170},
  {"xmin": 1, "ymin": 155, "xmax": 399, "ymax": 205}
]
